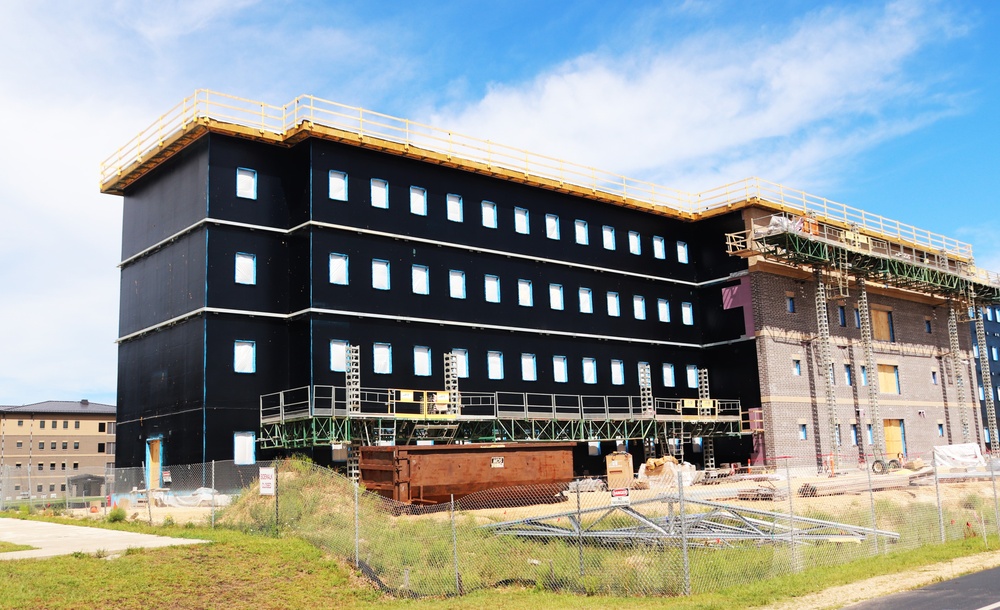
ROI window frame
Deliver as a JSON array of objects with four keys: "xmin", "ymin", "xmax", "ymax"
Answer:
[
  {"xmin": 574, "ymin": 220, "xmax": 589, "ymax": 245},
  {"xmin": 610, "ymin": 359, "xmax": 625, "ymax": 385},
  {"xmin": 446, "ymin": 194, "xmax": 463, "ymax": 222},
  {"xmin": 545, "ymin": 214, "xmax": 560, "ymax": 240},
  {"xmin": 521, "ymin": 353, "xmax": 538, "ymax": 381},
  {"xmin": 329, "ymin": 253, "xmax": 349, "ymax": 285},
  {"xmin": 607, "ymin": 292, "xmax": 620, "ymax": 317},
  {"xmin": 518, "ymin": 279, "xmax": 533, "ymax": 307},
  {"xmin": 328, "ymin": 170, "xmax": 348, "ymax": 201},
  {"xmin": 411, "ymin": 264, "xmax": 430, "ymax": 295},
  {"xmin": 370, "ymin": 178, "xmax": 389, "ymax": 209},
  {"xmin": 628, "ymin": 231, "xmax": 641, "ymax": 255},
  {"xmin": 236, "ymin": 167, "xmax": 257, "ymax": 200},
  {"xmin": 413, "ymin": 346, "xmax": 432, "ymax": 377},
  {"xmin": 677, "ymin": 241, "xmax": 689, "ymax": 263},
  {"xmin": 514, "ymin": 207, "xmax": 530, "ymax": 234},
  {"xmin": 373, "ymin": 343, "xmax": 392, "ymax": 374},
  {"xmin": 652, "ymin": 236, "xmax": 665, "ymax": 260},
  {"xmin": 681, "ymin": 302, "xmax": 694, "ymax": 325},
  {"xmin": 484, "ymin": 274, "xmax": 501, "ymax": 303},
  {"xmin": 602, "ymin": 225, "xmax": 615, "ymax": 250},
  {"xmin": 234, "ymin": 252, "xmax": 256, "ymax": 285},
  {"xmin": 657, "ymin": 298, "xmax": 670, "ymax": 322},
  {"xmin": 582, "ymin": 357, "xmax": 598, "ymax": 385},
  {"xmin": 482, "ymin": 200, "xmax": 498, "ymax": 228},
  {"xmin": 449, "ymin": 270, "xmax": 466, "ymax": 299},
  {"xmin": 633, "ymin": 295, "xmax": 646, "ymax": 320},
  {"xmin": 409, "ymin": 186, "xmax": 427, "ymax": 216},
  {"xmin": 233, "ymin": 340, "xmax": 256, "ymax": 374},
  {"xmin": 553, "ymin": 355, "xmax": 569, "ymax": 383},
  {"xmin": 329, "ymin": 339, "xmax": 349, "ymax": 372},
  {"xmin": 579, "ymin": 287, "xmax": 593, "ymax": 314},
  {"xmin": 487, "ymin": 351, "xmax": 504, "ymax": 380},
  {"xmin": 662, "ymin": 363, "xmax": 675, "ymax": 387},
  {"xmin": 371, "ymin": 259, "xmax": 391, "ymax": 291},
  {"xmin": 549, "ymin": 283, "xmax": 564, "ymax": 310}
]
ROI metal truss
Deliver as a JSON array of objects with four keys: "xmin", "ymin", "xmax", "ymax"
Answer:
[{"xmin": 484, "ymin": 493, "xmax": 899, "ymax": 547}]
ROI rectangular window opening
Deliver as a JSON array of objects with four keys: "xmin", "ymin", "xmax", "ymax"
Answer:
[
  {"xmin": 514, "ymin": 207, "xmax": 529, "ymax": 234},
  {"xmin": 549, "ymin": 284, "xmax": 564, "ymax": 310},
  {"xmin": 370, "ymin": 179, "xmax": 388, "ymax": 209},
  {"xmin": 574, "ymin": 220, "xmax": 589, "ymax": 245},
  {"xmin": 485, "ymin": 275, "xmax": 501, "ymax": 303},
  {"xmin": 602, "ymin": 226, "xmax": 615, "ymax": 250},
  {"xmin": 449, "ymin": 270, "xmax": 466, "ymax": 299},
  {"xmin": 652, "ymin": 236, "xmax": 665, "ymax": 260},
  {"xmin": 414, "ymin": 346, "xmax": 432, "ymax": 377},
  {"xmin": 330, "ymin": 253, "xmax": 350, "ymax": 286},
  {"xmin": 446, "ymin": 194, "xmax": 463, "ymax": 222},
  {"xmin": 409, "ymin": 186, "xmax": 427, "ymax": 216},
  {"xmin": 236, "ymin": 167, "xmax": 257, "ymax": 199},
  {"xmin": 628, "ymin": 231, "xmax": 641, "ymax": 255},
  {"xmin": 582, "ymin": 358, "xmax": 598, "ymax": 384},
  {"xmin": 579, "ymin": 288, "xmax": 593, "ymax": 314},
  {"xmin": 452, "ymin": 349, "xmax": 469, "ymax": 378},
  {"xmin": 330, "ymin": 339, "xmax": 348, "ymax": 372},
  {"xmin": 488, "ymin": 351, "xmax": 504, "ymax": 380},
  {"xmin": 553, "ymin": 356, "xmax": 568, "ymax": 383},
  {"xmin": 677, "ymin": 241, "xmax": 689, "ymax": 264},
  {"xmin": 411, "ymin": 265, "xmax": 429, "ymax": 295},
  {"xmin": 328, "ymin": 170, "xmax": 348, "ymax": 201},
  {"xmin": 482, "ymin": 201, "xmax": 498, "ymax": 228},
  {"xmin": 607, "ymin": 292, "xmax": 620, "ymax": 317},
  {"xmin": 372, "ymin": 259, "xmax": 390, "ymax": 290},
  {"xmin": 545, "ymin": 214, "xmax": 560, "ymax": 240},
  {"xmin": 657, "ymin": 299, "xmax": 670, "ymax": 322},
  {"xmin": 662, "ymin": 363, "xmax": 675, "ymax": 387},
  {"xmin": 234, "ymin": 340, "xmax": 256, "ymax": 374},
  {"xmin": 518, "ymin": 279, "xmax": 533, "ymax": 307},
  {"xmin": 234, "ymin": 253, "xmax": 256, "ymax": 285},
  {"xmin": 521, "ymin": 353, "xmax": 537, "ymax": 381},
  {"xmin": 611, "ymin": 359, "xmax": 625, "ymax": 385},
  {"xmin": 686, "ymin": 365, "xmax": 699, "ymax": 388},
  {"xmin": 373, "ymin": 343, "xmax": 392, "ymax": 374},
  {"xmin": 633, "ymin": 295, "xmax": 646, "ymax": 320},
  {"xmin": 681, "ymin": 302, "xmax": 694, "ymax": 325}
]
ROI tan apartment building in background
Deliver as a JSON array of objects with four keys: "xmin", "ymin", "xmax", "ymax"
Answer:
[{"xmin": 0, "ymin": 400, "xmax": 116, "ymax": 502}]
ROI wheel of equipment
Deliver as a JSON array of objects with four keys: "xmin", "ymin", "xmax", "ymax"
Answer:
[
  {"xmin": 872, "ymin": 459, "xmax": 887, "ymax": 474},
  {"xmin": 887, "ymin": 459, "xmax": 901, "ymax": 470}
]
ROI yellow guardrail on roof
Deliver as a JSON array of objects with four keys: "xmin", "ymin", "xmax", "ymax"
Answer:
[{"xmin": 100, "ymin": 89, "xmax": 975, "ymax": 262}]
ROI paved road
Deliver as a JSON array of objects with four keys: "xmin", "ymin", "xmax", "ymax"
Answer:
[
  {"xmin": 0, "ymin": 517, "xmax": 207, "ymax": 560},
  {"xmin": 848, "ymin": 564, "xmax": 1000, "ymax": 610}
]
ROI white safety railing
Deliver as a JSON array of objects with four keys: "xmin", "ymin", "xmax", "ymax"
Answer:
[{"xmin": 102, "ymin": 90, "xmax": 975, "ymax": 261}]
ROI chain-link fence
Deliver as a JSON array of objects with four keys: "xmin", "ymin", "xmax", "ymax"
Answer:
[
  {"xmin": 211, "ymin": 449, "xmax": 1000, "ymax": 597},
  {"xmin": 4, "ymin": 448, "xmax": 1000, "ymax": 597}
]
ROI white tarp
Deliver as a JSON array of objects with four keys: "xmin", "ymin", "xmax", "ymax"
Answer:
[{"xmin": 932, "ymin": 443, "xmax": 986, "ymax": 468}]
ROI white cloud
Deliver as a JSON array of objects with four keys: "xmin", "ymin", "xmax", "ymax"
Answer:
[{"xmin": 427, "ymin": 0, "xmax": 965, "ymax": 192}]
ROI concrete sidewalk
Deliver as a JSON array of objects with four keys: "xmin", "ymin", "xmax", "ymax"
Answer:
[{"xmin": 0, "ymin": 517, "xmax": 208, "ymax": 560}]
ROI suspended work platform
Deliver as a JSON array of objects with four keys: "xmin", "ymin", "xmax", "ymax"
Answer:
[
  {"xmin": 726, "ymin": 212, "xmax": 1000, "ymax": 302},
  {"xmin": 258, "ymin": 385, "xmax": 752, "ymax": 450}
]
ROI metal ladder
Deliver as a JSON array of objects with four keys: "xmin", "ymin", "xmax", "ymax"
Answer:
[
  {"xmin": 974, "ymin": 299, "xmax": 999, "ymax": 452},
  {"xmin": 815, "ymin": 270, "xmax": 839, "ymax": 472},
  {"xmin": 639, "ymin": 363, "xmax": 654, "ymax": 416},
  {"xmin": 948, "ymin": 302, "xmax": 972, "ymax": 443},
  {"xmin": 346, "ymin": 444, "xmax": 360, "ymax": 483},
  {"xmin": 346, "ymin": 344, "xmax": 361, "ymax": 413},
  {"xmin": 697, "ymin": 368, "xmax": 715, "ymax": 469},
  {"xmin": 444, "ymin": 351, "xmax": 460, "ymax": 415},
  {"xmin": 857, "ymin": 277, "xmax": 885, "ymax": 461}
]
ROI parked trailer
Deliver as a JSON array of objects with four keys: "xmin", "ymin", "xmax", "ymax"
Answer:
[{"xmin": 359, "ymin": 442, "xmax": 576, "ymax": 505}]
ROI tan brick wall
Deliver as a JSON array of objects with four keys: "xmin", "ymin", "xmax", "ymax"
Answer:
[{"xmin": 751, "ymin": 269, "xmax": 979, "ymax": 471}]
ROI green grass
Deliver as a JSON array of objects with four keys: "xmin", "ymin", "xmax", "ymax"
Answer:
[
  {"xmin": 0, "ymin": 541, "xmax": 34, "ymax": 553},
  {"xmin": 0, "ymin": 512, "xmax": 997, "ymax": 609}
]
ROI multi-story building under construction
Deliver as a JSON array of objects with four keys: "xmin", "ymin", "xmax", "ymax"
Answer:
[{"xmin": 100, "ymin": 91, "xmax": 1000, "ymax": 475}]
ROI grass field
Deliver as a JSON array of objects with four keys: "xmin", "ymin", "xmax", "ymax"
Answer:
[
  {"xmin": 1, "ymin": 512, "xmax": 999, "ymax": 609},
  {"xmin": 0, "ymin": 540, "xmax": 34, "ymax": 553}
]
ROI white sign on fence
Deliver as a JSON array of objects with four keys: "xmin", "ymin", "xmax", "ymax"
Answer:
[
  {"xmin": 259, "ymin": 467, "xmax": 276, "ymax": 496},
  {"xmin": 610, "ymin": 487, "xmax": 631, "ymax": 506}
]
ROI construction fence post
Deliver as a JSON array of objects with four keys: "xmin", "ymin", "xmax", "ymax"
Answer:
[
  {"xmin": 451, "ymin": 494, "xmax": 462, "ymax": 595},
  {"xmin": 576, "ymin": 487, "xmax": 584, "ymax": 578},
  {"xmin": 211, "ymin": 460, "xmax": 216, "ymax": 528},
  {"xmin": 991, "ymin": 460, "xmax": 1000, "ymax": 540},
  {"xmin": 933, "ymin": 457, "xmax": 945, "ymax": 543},
  {"xmin": 274, "ymin": 460, "xmax": 279, "ymax": 537},
  {"xmin": 785, "ymin": 458, "xmax": 797, "ymax": 572},
  {"xmin": 865, "ymin": 453, "xmax": 879, "ymax": 555},
  {"xmin": 353, "ymin": 481, "xmax": 360, "ymax": 569},
  {"xmin": 678, "ymin": 470, "xmax": 690, "ymax": 596}
]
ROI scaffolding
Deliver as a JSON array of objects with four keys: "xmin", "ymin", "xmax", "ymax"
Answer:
[{"xmin": 727, "ymin": 212, "xmax": 1000, "ymax": 469}]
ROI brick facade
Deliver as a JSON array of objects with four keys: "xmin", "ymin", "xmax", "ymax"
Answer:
[{"xmin": 751, "ymin": 267, "xmax": 980, "ymax": 471}]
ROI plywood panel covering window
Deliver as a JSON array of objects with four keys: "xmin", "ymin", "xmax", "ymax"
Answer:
[
  {"xmin": 877, "ymin": 364, "xmax": 899, "ymax": 394},
  {"xmin": 872, "ymin": 309, "xmax": 894, "ymax": 342}
]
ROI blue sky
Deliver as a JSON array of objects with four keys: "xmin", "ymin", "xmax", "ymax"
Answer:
[{"xmin": 0, "ymin": 0, "xmax": 998, "ymax": 406}]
